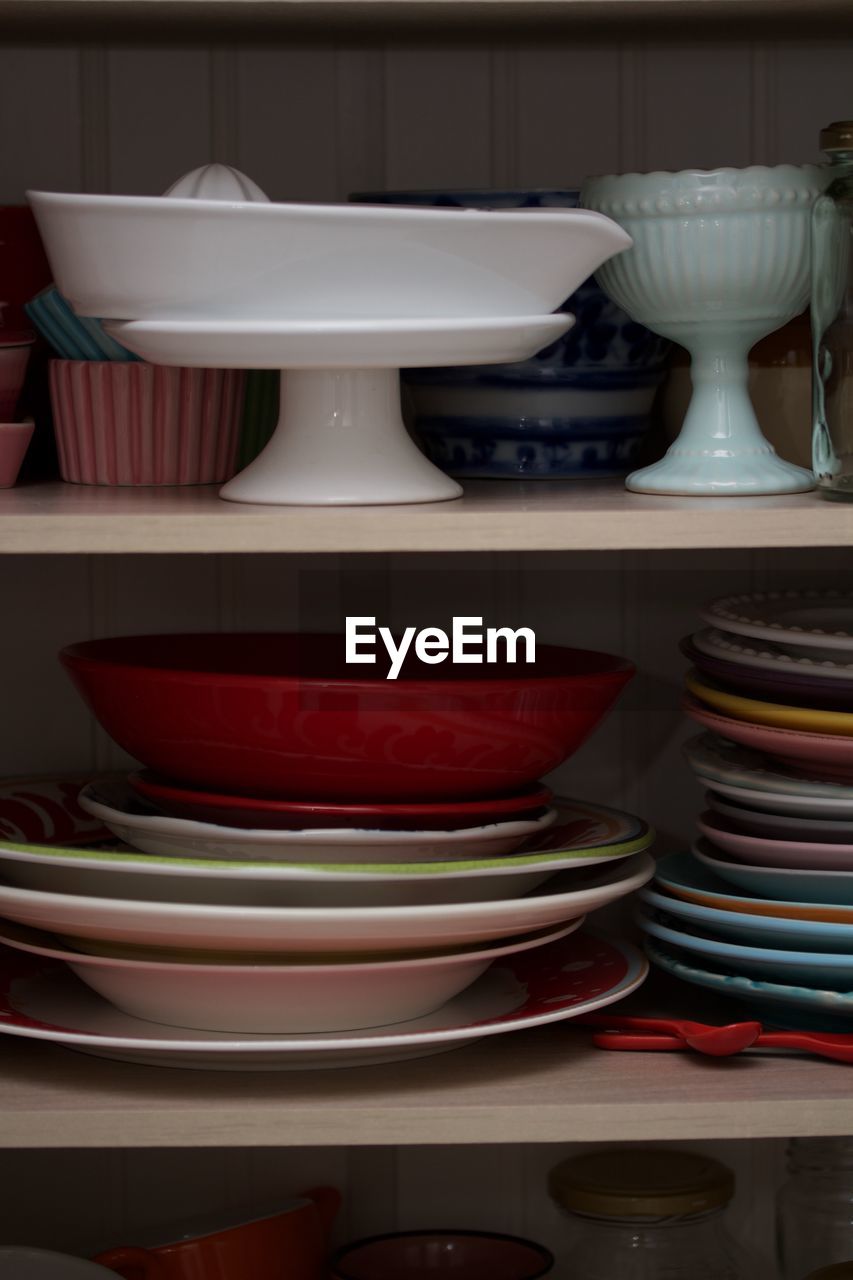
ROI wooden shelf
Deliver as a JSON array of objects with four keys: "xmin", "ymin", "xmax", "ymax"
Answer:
[
  {"xmin": 1, "ymin": 0, "xmax": 846, "ymax": 35},
  {"xmin": 1, "ymin": 1026, "xmax": 852, "ymax": 1148},
  {"xmin": 0, "ymin": 480, "xmax": 851, "ymax": 555}
]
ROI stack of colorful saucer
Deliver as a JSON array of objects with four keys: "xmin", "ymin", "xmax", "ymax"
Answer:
[{"xmin": 637, "ymin": 590, "xmax": 853, "ymax": 1032}]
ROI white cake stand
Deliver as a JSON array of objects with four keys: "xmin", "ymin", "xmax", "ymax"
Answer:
[{"xmin": 106, "ymin": 314, "xmax": 573, "ymax": 506}]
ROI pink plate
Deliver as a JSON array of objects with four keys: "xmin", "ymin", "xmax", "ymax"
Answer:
[
  {"xmin": 683, "ymin": 696, "xmax": 853, "ymax": 783},
  {"xmin": 130, "ymin": 771, "xmax": 554, "ymax": 832},
  {"xmin": 698, "ymin": 810, "xmax": 853, "ymax": 873},
  {"xmin": 0, "ymin": 931, "xmax": 647, "ymax": 1069}
]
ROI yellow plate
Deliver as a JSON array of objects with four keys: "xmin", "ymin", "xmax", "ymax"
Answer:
[{"xmin": 685, "ymin": 672, "xmax": 853, "ymax": 738}]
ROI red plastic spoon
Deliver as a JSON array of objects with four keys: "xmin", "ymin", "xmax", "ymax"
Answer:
[
  {"xmin": 748, "ymin": 1030, "xmax": 853, "ymax": 1064},
  {"xmin": 577, "ymin": 1013, "xmax": 762, "ymax": 1056},
  {"xmin": 582, "ymin": 1018, "xmax": 853, "ymax": 1063}
]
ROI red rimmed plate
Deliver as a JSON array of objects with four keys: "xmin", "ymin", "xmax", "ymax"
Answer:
[
  {"xmin": 0, "ymin": 775, "xmax": 113, "ymax": 847},
  {"xmin": 0, "ymin": 930, "xmax": 646, "ymax": 1070},
  {"xmin": 129, "ymin": 772, "xmax": 553, "ymax": 832}
]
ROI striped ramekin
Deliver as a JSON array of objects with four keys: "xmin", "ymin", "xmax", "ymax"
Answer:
[{"xmin": 49, "ymin": 360, "xmax": 246, "ymax": 486}]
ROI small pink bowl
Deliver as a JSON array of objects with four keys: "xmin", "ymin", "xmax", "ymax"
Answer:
[
  {"xmin": 49, "ymin": 360, "xmax": 246, "ymax": 486},
  {"xmin": 0, "ymin": 335, "xmax": 35, "ymax": 420},
  {"xmin": 0, "ymin": 419, "xmax": 34, "ymax": 487}
]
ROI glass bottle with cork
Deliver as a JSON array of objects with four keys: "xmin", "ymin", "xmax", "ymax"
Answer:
[{"xmin": 812, "ymin": 120, "xmax": 853, "ymax": 498}]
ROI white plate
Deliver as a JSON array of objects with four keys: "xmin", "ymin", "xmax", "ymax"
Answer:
[
  {"xmin": 59, "ymin": 785, "xmax": 650, "ymax": 906},
  {"xmin": 0, "ymin": 918, "xmax": 579, "ymax": 1035},
  {"xmin": 692, "ymin": 627, "xmax": 853, "ymax": 678},
  {"xmin": 0, "ymin": 930, "xmax": 647, "ymax": 1070},
  {"xmin": 0, "ymin": 852, "xmax": 654, "ymax": 956},
  {"xmin": 104, "ymin": 315, "xmax": 574, "ymax": 370},
  {"xmin": 79, "ymin": 778, "xmax": 559, "ymax": 866},
  {"xmin": 707, "ymin": 793, "xmax": 853, "ymax": 842},
  {"xmin": 29, "ymin": 190, "xmax": 630, "ymax": 323},
  {"xmin": 0, "ymin": 1249, "xmax": 117, "ymax": 1279},
  {"xmin": 684, "ymin": 733, "xmax": 853, "ymax": 806},
  {"xmin": 703, "ymin": 779, "xmax": 853, "ymax": 820},
  {"xmin": 701, "ymin": 591, "xmax": 853, "ymax": 654}
]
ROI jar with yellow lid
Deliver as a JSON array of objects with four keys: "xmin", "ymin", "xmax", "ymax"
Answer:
[
  {"xmin": 812, "ymin": 120, "xmax": 853, "ymax": 498},
  {"xmin": 547, "ymin": 1149, "xmax": 749, "ymax": 1279}
]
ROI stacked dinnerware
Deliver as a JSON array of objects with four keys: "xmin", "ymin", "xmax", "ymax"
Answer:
[
  {"xmin": 28, "ymin": 162, "xmax": 632, "ymax": 506},
  {"xmin": 638, "ymin": 589, "xmax": 853, "ymax": 1032},
  {"xmin": 0, "ymin": 633, "xmax": 653, "ymax": 1070}
]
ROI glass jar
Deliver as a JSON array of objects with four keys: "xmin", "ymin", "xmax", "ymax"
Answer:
[
  {"xmin": 778, "ymin": 1138, "xmax": 853, "ymax": 1279},
  {"xmin": 811, "ymin": 120, "xmax": 853, "ymax": 498},
  {"xmin": 548, "ymin": 1149, "xmax": 748, "ymax": 1279}
]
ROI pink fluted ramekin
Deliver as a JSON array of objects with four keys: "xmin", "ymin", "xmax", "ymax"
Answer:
[{"xmin": 49, "ymin": 360, "xmax": 246, "ymax": 486}]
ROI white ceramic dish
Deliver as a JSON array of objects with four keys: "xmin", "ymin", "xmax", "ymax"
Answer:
[
  {"xmin": 708, "ymin": 793, "xmax": 853, "ymax": 843},
  {"xmin": 0, "ymin": 852, "xmax": 654, "ymax": 956},
  {"xmin": 12, "ymin": 792, "xmax": 650, "ymax": 907},
  {"xmin": 30, "ymin": 181, "xmax": 630, "ymax": 509},
  {"xmin": 105, "ymin": 315, "xmax": 574, "ymax": 370},
  {"xmin": 0, "ymin": 918, "xmax": 578, "ymax": 1034},
  {"xmin": 684, "ymin": 732, "xmax": 853, "ymax": 806},
  {"xmin": 79, "ymin": 779, "xmax": 559, "ymax": 866},
  {"xmin": 28, "ymin": 191, "xmax": 631, "ymax": 323},
  {"xmin": 0, "ymin": 1249, "xmax": 117, "ymax": 1279},
  {"xmin": 0, "ymin": 930, "xmax": 647, "ymax": 1070},
  {"xmin": 692, "ymin": 626, "xmax": 853, "ymax": 678},
  {"xmin": 701, "ymin": 591, "xmax": 853, "ymax": 653}
]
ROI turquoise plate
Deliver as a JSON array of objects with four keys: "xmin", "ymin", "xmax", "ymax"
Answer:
[
  {"xmin": 646, "ymin": 937, "xmax": 853, "ymax": 1033},
  {"xmin": 646, "ymin": 854, "xmax": 853, "ymax": 952},
  {"xmin": 637, "ymin": 906, "xmax": 853, "ymax": 990}
]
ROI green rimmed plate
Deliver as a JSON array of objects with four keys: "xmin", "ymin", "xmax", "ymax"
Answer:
[{"xmin": 0, "ymin": 782, "xmax": 653, "ymax": 908}]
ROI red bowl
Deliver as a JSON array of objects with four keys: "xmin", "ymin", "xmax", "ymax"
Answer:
[
  {"xmin": 331, "ymin": 1232, "xmax": 553, "ymax": 1280},
  {"xmin": 60, "ymin": 633, "xmax": 634, "ymax": 802},
  {"xmin": 130, "ymin": 772, "xmax": 553, "ymax": 831}
]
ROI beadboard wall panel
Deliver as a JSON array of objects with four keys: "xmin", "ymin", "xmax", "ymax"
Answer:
[
  {"xmin": 2, "ymin": 547, "xmax": 849, "ymax": 818},
  {"xmin": 106, "ymin": 49, "xmax": 214, "ymax": 194},
  {"xmin": 0, "ymin": 48, "xmax": 82, "ymax": 196},
  {"xmin": 0, "ymin": 1139, "xmax": 786, "ymax": 1270},
  {"xmin": 0, "ymin": 39, "xmax": 849, "ymax": 204}
]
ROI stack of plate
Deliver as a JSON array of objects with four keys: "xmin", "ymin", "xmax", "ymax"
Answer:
[
  {"xmin": 637, "ymin": 589, "xmax": 853, "ymax": 1031},
  {"xmin": 0, "ymin": 632, "xmax": 653, "ymax": 1070}
]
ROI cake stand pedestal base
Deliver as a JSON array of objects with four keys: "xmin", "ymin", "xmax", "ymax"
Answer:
[{"xmin": 219, "ymin": 368, "xmax": 462, "ymax": 507}]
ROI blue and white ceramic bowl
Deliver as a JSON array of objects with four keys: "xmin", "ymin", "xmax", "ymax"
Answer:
[{"xmin": 352, "ymin": 189, "xmax": 671, "ymax": 479}]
